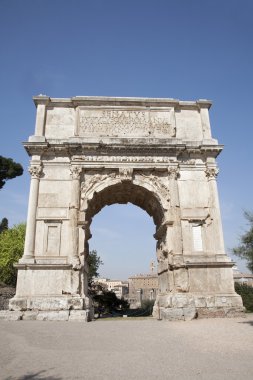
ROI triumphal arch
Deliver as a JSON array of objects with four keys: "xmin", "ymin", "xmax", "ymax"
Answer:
[{"xmin": 10, "ymin": 95, "xmax": 243, "ymax": 321}]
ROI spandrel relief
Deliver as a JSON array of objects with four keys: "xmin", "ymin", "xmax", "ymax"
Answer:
[
  {"xmin": 81, "ymin": 170, "xmax": 117, "ymax": 198},
  {"xmin": 136, "ymin": 171, "xmax": 170, "ymax": 202}
]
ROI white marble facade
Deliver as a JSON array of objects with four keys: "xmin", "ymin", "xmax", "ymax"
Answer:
[{"xmin": 9, "ymin": 96, "xmax": 243, "ymax": 321}]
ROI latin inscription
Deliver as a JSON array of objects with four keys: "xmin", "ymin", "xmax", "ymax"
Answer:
[{"xmin": 79, "ymin": 108, "xmax": 175, "ymax": 137}]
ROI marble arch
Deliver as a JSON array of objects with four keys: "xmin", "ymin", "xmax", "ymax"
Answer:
[{"xmin": 9, "ymin": 95, "xmax": 243, "ymax": 321}]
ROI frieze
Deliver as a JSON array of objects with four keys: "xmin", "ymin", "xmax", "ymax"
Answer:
[
  {"xmin": 73, "ymin": 155, "xmax": 174, "ymax": 163},
  {"xmin": 79, "ymin": 108, "xmax": 176, "ymax": 137}
]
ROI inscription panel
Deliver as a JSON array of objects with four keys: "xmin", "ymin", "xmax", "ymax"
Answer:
[{"xmin": 79, "ymin": 107, "xmax": 175, "ymax": 137}]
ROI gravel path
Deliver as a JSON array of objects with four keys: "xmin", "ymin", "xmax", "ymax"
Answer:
[{"xmin": 1, "ymin": 315, "xmax": 253, "ymax": 380}]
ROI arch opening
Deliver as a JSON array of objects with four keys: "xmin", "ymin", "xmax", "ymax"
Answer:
[
  {"xmin": 81, "ymin": 181, "xmax": 166, "ymax": 313},
  {"xmin": 83, "ymin": 181, "xmax": 166, "ymax": 230},
  {"xmin": 89, "ymin": 203, "xmax": 157, "ymax": 279}
]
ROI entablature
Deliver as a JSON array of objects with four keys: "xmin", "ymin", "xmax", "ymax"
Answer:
[{"xmin": 23, "ymin": 140, "xmax": 223, "ymax": 161}]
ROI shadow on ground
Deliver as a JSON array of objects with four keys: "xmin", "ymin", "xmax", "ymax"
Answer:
[
  {"xmin": 5, "ymin": 370, "xmax": 61, "ymax": 380},
  {"xmin": 238, "ymin": 320, "xmax": 253, "ymax": 326}
]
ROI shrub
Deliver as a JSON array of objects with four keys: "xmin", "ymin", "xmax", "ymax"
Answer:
[
  {"xmin": 0, "ymin": 223, "xmax": 25, "ymax": 286},
  {"xmin": 235, "ymin": 282, "xmax": 253, "ymax": 312}
]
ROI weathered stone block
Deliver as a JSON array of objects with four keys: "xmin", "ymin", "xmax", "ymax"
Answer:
[
  {"xmin": 28, "ymin": 297, "xmax": 69, "ymax": 311},
  {"xmin": 183, "ymin": 307, "xmax": 197, "ymax": 320},
  {"xmin": 22, "ymin": 311, "xmax": 39, "ymax": 320},
  {"xmin": 174, "ymin": 268, "xmax": 189, "ymax": 292},
  {"xmin": 160, "ymin": 308, "xmax": 184, "ymax": 321},
  {"xmin": 68, "ymin": 297, "xmax": 83, "ymax": 310},
  {"xmin": 171, "ymin": 294, "xmax": 195, "ymax": 308},
  {"xmin": 9, "ymin": 297, "xmax": 27, "ymax": 311},
  {"xmin": 0, "ymin": 310, "xmax": 22, "ymax": 320},
  {"xmin": 36, "ymin": 311, "xmax": 69, "ymax": 321},
  {"xmin": 195, "ymin": 297, "xmax": 207, "ymax": 308},
  {"xmin": 225, "ymin": 308, "xmax": 245, "ymax": 318},
  {"xmin": 69, "ymin": 310, "xmax": 89, "ymax": 322},
  {"xmin": 197, "ymin": 307, "xmax": 226, "ymax": 318}
]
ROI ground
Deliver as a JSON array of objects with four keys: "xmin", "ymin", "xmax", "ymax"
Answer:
[{"xmin": 1, "ymin": 315, "xmax": 253, "ymax": 380}]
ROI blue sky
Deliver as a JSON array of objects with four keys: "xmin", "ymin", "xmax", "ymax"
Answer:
[{"xmin": 0, "ymin": 0, "xmax": 252, "ymax": 278}]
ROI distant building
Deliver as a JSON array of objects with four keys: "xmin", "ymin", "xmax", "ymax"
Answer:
[
  {"xmin": 128, "ymin": 263, "xmax": 159, "ymax": 307},
  {"xmin": 233, "ymin": 271, "xmax": 253, "ymax": 287},
  {"xmin": 94, "ymin": 262, "xmax": 159, "ymax": 307},
  {"xmin": 93, "ymin": 278, "xmax": 129, "ymax": 298}
]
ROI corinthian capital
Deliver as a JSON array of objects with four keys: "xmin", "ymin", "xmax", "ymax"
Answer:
[
  {"xmin": 205, "ymin": 167, "xmax": 219, "ymax": 179},
  {"xmin": 168, "ymin": 166, "xmax": 180, "ymax": 180},
  {"xmin": 70, "ymin": 165, "xmax": 82, "ymax": 179},
  {"xmin": 28, "ymin": 164, "xmax": 42, "ymax": 179}
]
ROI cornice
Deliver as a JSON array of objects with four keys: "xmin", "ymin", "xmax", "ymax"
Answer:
[
  {"xmin": 33, "ymin": 95, "xmax": 50, "ymax": 105},
  {"xmin": 23, "ymin": 140, "xmax": 223, "ymax": 158},
  {"xmin": 23, "ymin": 141, "xmax": 49, "ymax": 156},
  {"xmin": 32, "ymin": 95, "xmax": 212, "ymax": 110}
]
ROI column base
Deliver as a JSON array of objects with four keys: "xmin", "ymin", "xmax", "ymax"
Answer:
[{"xmin": 18, "ymin": 256, "xmax": 35, "ymax": 264}]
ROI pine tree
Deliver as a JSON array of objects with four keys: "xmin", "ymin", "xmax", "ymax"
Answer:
[
  {"xmin": 0, "ymin": 218, "xmax": 8, "ymax": 233},
  {"xmin": 233, "ymin": 211, "xmax": 253, "ymax": 273},
  {"xmin": 0, "ymin": 156, "xmax": 23, "ymax": 189}
]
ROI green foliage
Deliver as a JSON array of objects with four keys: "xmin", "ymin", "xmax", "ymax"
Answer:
[
  {"xmin": 86, "ymin": 250, "xmax": 129, "ymax": 317},
  {"xmin": 233, "ymin": 211, "xmax": 253, "ymax": 273},
  {"xmin": 93, "ymin": 288, "xmax": 129, "ymax": 317},
  {"xmin": 0, "ymin": 218, "xmax": 8, "ymax": 233},
  {"xmin": 235, "ymin": 282, "xmax": 253, "ymax": 312},
  {"xmin": 0, "ymin": 223, "xmax": 25, "ymax": 286},
  {"xmin": 87, "ymin": 249, "xmax": 103, "ymax": 285},
  {"xmin": 0, "ymin": 156, "xmax": 23, "ymax": 189}
]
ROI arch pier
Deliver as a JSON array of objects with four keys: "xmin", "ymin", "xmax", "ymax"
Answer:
[{"xmin": 9, "ymin": 96, "xmax": 243, "ymax": 321}]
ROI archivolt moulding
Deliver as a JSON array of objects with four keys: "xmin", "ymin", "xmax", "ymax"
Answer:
[{"xmin": 79, "ymin": 170, "xmax": 169, "ymax": 228}]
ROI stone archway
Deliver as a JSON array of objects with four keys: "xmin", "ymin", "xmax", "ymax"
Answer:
[
  {"xmin": 79, "ymin": 170, "xmax": 167, "ymax": 308},
  {"xmin": 9, "ymin": 95, "xmax": 243, "ymax": 321}
]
